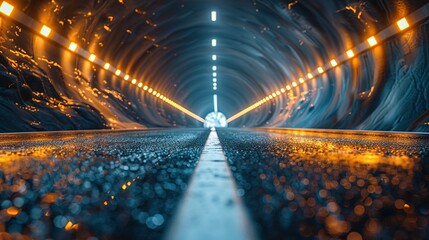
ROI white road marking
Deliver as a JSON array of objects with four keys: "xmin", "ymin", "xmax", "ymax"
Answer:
[{"xmin": 165, "ymin": 129, "xmax": 256, "ymax": 240}]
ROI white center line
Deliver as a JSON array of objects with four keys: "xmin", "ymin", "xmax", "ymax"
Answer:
[{"xmin": 165, "ymin": 129, "xmax": 256, "ymax": 240}]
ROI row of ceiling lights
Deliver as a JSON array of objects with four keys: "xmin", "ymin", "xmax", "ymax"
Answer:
[
  {"xmin": 226, "ymin": 3, "xmax": 429, "ymax": 123},
  {"xmin": 0, "ymin": 1, "xmax": 205, "ymax": 123}
]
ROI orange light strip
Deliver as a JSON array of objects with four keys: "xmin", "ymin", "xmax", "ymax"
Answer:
[
  {"xmin": 0, "ymin": 1, "xmax": 204, "ymax": 123},
  {"xmin": 227, "ymin": 3, "xmax": 429, "ymax": 123}
]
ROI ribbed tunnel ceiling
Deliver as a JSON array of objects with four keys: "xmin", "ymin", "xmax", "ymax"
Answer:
[{"xmin": 0, "ymin": 0, "xmax": 428, "ymax": 131}]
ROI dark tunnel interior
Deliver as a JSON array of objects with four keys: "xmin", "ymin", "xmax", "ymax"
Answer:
[{"xmin": 0, "ymin": 0, "xmax": 428, "ymax": 132}]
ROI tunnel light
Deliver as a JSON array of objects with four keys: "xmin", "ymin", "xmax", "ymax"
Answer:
[
  {"xmin": 156, "ymin": 93, "xmax": 160, "ymax": 97},
  {"xmin": 143, "ymin": 85, "xmax": 148, "ymax": 90},
  {"xmin": 292, "ymin": 82, "xmax": 297, "ymax": 87},
  {"xmin": 213, "ymin": 78, "xmax": 217, "ymax": 82},
  {"xmin": 211, "ymin": 11, "xmax": 217, "ymax": 21},
  {"xmin": 0, "ymin": 1, "xmax": 14, "ymax": 16},
  {"xmin": 330, "ymin": 59, "xmax": 338, "ymax": 67},
  {"xmin": 281, "ymin": 88, "xmax": 285, "ymax": 93},
  {"xmin": 213, "ymin": 87, "xmax": 217, "ymax": 90},
  {"xmin": 346, "ymin": 49, "xmax": 355, "ymax": 58},
  {"xmin": 148, "ymin": 88, "xmax": 153, "ymax": 93},
  {"xmin": 272, "ymin": 93, "xmax": 277, "ymax": 97},
  {"xmin": 104, "ymin": 63, "xmax": 110, "ymax": 70},
  {"xmin": 307, "ymin": 73, "xmax": 313, "ymax": 79},
  {"xmin": 124, "ymin": 75, "xmax": 130, "ymax": 81},
  {"xmin": 40, "ymin": 25, "xmax": 52, "ymax": 37},
  {"xmin": 212, "ymin": 55, "xmax": 217, "ymax": 61},
  {"xmin": 299, "ymin": 78, "xmax": 305, "ymax": 83},
  {"xmin": 115, "ymin": 69, "xmax": 121, "ymax": 76},
  {"xmin": 269, "ymin": 95, "xmax": 273, "ymax": 99},
  {"xmin": 213, "ymin": 72, "xmax": 217, "ymax": 77},
  {"xmin": 397, "ymin": 17, "xmax": 409, "ymax": 31},
  {"xmin": 131, "ymin": 79, "xmax": 137, "ymax": 84},
  {"xmin": 138, "ymin": 82, "xmax": 143, "ymax": 88},
  {"xmin": 68, "ymin": 42, "xmax": 78, "ymax": 52},
  {"xmin": 286, "ymin": 85, "xmax": 291, "ymax": 90},
  {"xmin": 153, "ymin": 91, "xmax": 157, "ymax": 95},
  {"xmin": 213, "ymin": 83, "xmax": 217, "ymax": 87},
  {"xmin": 89, "ymin": 54, "xmax": 96, "ymax": 62},
  {"xmin": 212, "ymin": 39, "xmax": 217, "ymax": 47},
  {"xmin": 276, "ymin": 91, "xmax": 281, "ymax": 95},
  {"xmin": 367, "ymin": 36, "xmax": 377, "ymax": 46},
  {"xmin": 317, "ymin": 67, "xmax": 324, "ymax": 73},
  {"xmin": 212, "ymin": 66, "xmax": 217, "ymax": 71}
]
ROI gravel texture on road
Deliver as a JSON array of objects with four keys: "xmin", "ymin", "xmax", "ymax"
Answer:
[
  {"xmin": 0, "ymin": 129, "xmax": 209, "ymax": 240},
  {"xmin": 217, "ymin": 128, "xmax": 429, "ymax": 240}
]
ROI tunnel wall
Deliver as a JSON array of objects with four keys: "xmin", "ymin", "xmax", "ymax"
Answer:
[{"xmin": 0, "ymin": 0, "xmax": 427, "ymax": 132}]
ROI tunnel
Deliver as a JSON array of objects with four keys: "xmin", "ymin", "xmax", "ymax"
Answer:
[{"xmin": 0, "ymin": 0, "xmax": 428, "ymax": 239}]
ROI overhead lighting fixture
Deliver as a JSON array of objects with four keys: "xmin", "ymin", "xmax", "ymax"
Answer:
[
  {"xmin": 286, "ymin": 85, "xmax": 291, "ymax": 90},
  {"xmin": 212, "ymin": 39, "xmax": 217, "ymax": 47},
  {"xmin": 40, "ymin": 25, "xmax": 52, "ymax": 37},
  {"xmin": 104, "ymin": 63, "xmax": 110, "ymax": 70},
  {"xmin": 367, "ymin": 36, "xmax": 377, "ymax": 47},
  {"xmin": 68, "ymin": 42, "xmax": 78, "ymax": 52},
  {"xmin": 397, "ymin": 17, "xmax": 409, "ymax": 31},
  {"xmin": 346, "ymin": 49, "xmax": 355, "ymax": 58},
  {"xmin": 212, "ymin": 66, "xmax": 217, "ymax": 71},
  {"xmin": 131, "ymin": 79, "xmax": 137, "ymax": 84},
  {"xmin": 280, "ymin": 88, "xmax": 285, "ymax": 93},
  {"xmin": 213, "ymin": 83, "xmax": 217, "ymax": 87},
  {"xmin": 89, "ymin": 54, "xmax": 96, "ymax": 62},
  {"xmin": 307, "ymin": 73, "xmax": 313, "ymax": 79},
  {"xmin": 292, "ymin": 82, "xmax": 297, "ymax": 87},
  {"xmin": 299, "ymin": 78, "xmax": 305, "ymax": 83},
  {"xmin": 212, "ymin": 54, "xmax": 217, "ymax": 61},
  {"xmin": 317, "ymin": 67, "xmax": 324, "ymax": 73},
  {"xmin": 124, "ymin": 75, "xmax": 130, "ymax": 81},
  {"xmin": 0, "ymin": 1, "xmax": 14, "ymax": 16},
  {"xmin": 213, "ymin": 72, "xmax": 217, "ymax": 77},
  {"xmin": 115, "ymin": 70, "xmax": 121, "ymax": 76},
  {"xmin": 138, "ymin": 82, "xmax": 143, "ymax": 88},
  {"xmin": 330, "ymin": 59, "xmax": 338, "ymax": 67},
  {"xmin": 143, "ymin": 86, "xmax": 148, "ymax": 90},
  {"xmin": 213, "ymin": 78, "xmax": 217, "ymax": 82},
  {"xmin": 211, "ymin": 11, "xmax": 217, "ymax": 21}
]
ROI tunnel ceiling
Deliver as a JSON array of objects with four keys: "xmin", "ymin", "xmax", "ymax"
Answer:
[{"xmin": 0, "ymin": 0, "xmax": 428, "ymax": 131}]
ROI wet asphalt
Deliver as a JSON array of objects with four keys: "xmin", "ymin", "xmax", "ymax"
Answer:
[
  {"xmin": 217, "ymin": 128, "xmax": 429, "ymax": 240},
  {"xmin": 0, "ymin": 129, "xmax": 209, "ymax": 239},
  {"xmin": 0, "ymin": 128, "xmax": 429, "ymax": 239}
]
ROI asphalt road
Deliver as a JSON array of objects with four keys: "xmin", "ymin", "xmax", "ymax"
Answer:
[
  {"xmin": 0, "ymin": 128, "xmax": 429, "ymax": 239},
  {"xmin": 0, "ymin": 129, "xmax": 209, "ymax": 239},
  {"xmin": 217, "ymin": 128, "xmax": 429, "ymax": 240}
]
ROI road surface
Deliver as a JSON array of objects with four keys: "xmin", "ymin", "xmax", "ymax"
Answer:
[{"xmin": 0, "ymin": 128, "xmax": 428, "ymax": 239}]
